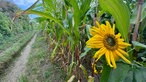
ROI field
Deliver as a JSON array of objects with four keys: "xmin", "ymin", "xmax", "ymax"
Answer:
[{"xmin": 1, "ymin": 0, "xmax": 146, "ymax": 82}]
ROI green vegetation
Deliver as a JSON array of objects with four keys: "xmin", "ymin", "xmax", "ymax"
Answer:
[
  {"xmin": 0, "ymin": 31, "xmax": 32, "ymax": 52},
  {"xmin": 20, "ymin": 0, "xmax": 146, "ymax": 81},
  {"xmin": 20, "ymin": 33, "xmax": 65, "ymax": 82},
  {"xmin": 0, "ymin": 32, "xmax": 34, "ymax": 73},
  {"xmin": 0, "ymin": 0, "xmax": 36, "ymax": 75},
  {"xmin": 0, "ymin": 0, "xmax": 34, "ymax": 48},
  {"xmin": 0, "ymin": 11, "xmax": 34, "ymax": 45},
  {"xmin": 1, "ymin": 0, "xmax": 146, "ymax": 81}
]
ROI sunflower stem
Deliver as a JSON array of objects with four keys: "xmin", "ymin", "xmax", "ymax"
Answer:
[
  {"xmin": 93, "ymin": 0, "xmax": 98, "ymax": 26},
  {"xmin": 132, "ymin": 0, "xmax": 144, "ymax": 41}
]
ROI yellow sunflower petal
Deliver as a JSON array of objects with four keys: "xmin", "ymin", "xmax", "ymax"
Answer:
[
  {"xmin": 93, "ymin": 47, "xmax": 106, "ymax": 58},
  {"xmin": 118, "ymin": 45, "xmax": 127, "ymax": 49},
  {"xmin": 100, "ymin": 24, "xmax": 106, "ymax": 30},
  {"xmin": 111, "ymin": 24, "xmax": 115, "ymax": 34},
  {"xmin": 118, "ymin": 39, "xmax": 125, "ymax": 42},
  {"xmin": 119, "ymin": 42, "xmax": 131, "ymax": 46},
  {"xmin": 98, "ymin": 30, "xmax": 106, "ymax": 36},
  {"xmin": 105, "ymin": 50, "xmax": 113, "ymax": 67},
  {"xmin": 93, "ymin": 51, "xmax": 100, "ymax": 59},
  {"xmin": 96, "ymin": 21, "xmax": 101, "ymax": 28},
  {"xmin": 95, "ymin": 53, "xmax": 105, "ymax": 62},
  {"xmin": 90, "ymin": 26, "xmax": 99, "ymax": 36},
  {"xmin": 106, "ymin": 21, "xmax": 112, "ymax": 29},
  {"xmin": 86, "ymin": 35, "xmax": 104, "ymax": 48},
  {"xmin": 86, "ymin": 35, "xmax": 103, "ymax": 43},
  {"xmin": 118, "ymin": 49, "xmax": 129, "ymax": 56},
  {"xmin": 110, "ymin": 53, "xmax": 116, "ymax": 69},
  {"xmin": 113, "ymin": 24, "xmax": 115, "ymax": 31},
  {"xmin": 116, "ymin": 33, "xmax": 121, "ymax": 38},
  {"xmin": 115, "ymin": 50, "xmax": 131, "ymax": 64},
  {"xmin": 86, "ymin": 40, "xmax": 103, "ymax": 48},
  {"xmin": 113, "ymin": 51, "xmax": 119, "ymax": 61}
]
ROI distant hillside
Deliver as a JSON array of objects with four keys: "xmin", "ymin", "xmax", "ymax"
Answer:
[
  {"xmin": 0, "ymin": 0, "xmax": 19, "ymax": 18},
  {"xmin": 0, "ymin": 0, "xmax": 34, "ymax": 44}
]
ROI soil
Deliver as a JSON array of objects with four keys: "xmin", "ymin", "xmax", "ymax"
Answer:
[{"xmin": 0, "ymin": 34, "xmax": 37, "ymax": 82}]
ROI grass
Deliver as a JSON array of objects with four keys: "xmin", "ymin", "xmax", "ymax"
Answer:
[
  {"xmin": 0, "ymin": 31, "xmax": 35, "ymax": 73},
  {"xmin": 0, "ymin": 31, "xmax": 32, "ymax": 52},
  {"xmin": 20, "ymin": 33, "xmax": 65, "ymax": 82}
]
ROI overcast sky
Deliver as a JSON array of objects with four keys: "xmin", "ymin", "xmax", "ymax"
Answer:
[{"xmin": 11, "ymin": 0, "xmax": 37, "ymax": 10}]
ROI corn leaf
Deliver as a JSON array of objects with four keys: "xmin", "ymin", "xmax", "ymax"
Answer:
[
  {"xmin": 80, "ymin": 0, "xmax": 91, "ymax": 20},
  {"xmin": 69, "ymin": 0, "xmax": 80, "ymax": 41},
  {"xmin": 24, "ymin": 10, "xmax": 70, "ymax": 34},
  {"xmin": 99, "ymin": 0, "xmax": 130, "ymax": 41}
]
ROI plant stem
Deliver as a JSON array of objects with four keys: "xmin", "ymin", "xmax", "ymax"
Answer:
[
  {"xmin": 94, "ymin": 0, "xmax": 98, "ymax": 26},
  {"xmin": 132, "ymin": 0, "xmax": 144, "ymax": 41}
]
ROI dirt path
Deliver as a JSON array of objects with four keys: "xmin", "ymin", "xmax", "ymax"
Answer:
[{"xmin": 1, "ymin": 34, "xmax": 37, "ymax": 82}]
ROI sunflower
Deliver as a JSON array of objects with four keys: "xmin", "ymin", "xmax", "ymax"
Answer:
[{"xmin": 86, "ymin": 21, "xmax": 131, "ymax": 69}]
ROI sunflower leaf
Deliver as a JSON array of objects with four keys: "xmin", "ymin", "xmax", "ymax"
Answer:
[
  {"xmin": 124, "ymin": 66, "xmax": 146, "ymax": 82},
  {"xmin": 100, "ymin": 62, "xmax": 112, "ymax": 82},
  {"xmin": 108, "ymin": 62, "xmax": 131, "ymax": 82},
  {"xmin": 132, "ymin": 41, "xmax": 146, "ymax": 51},
  {"xmin": 99, "ymin": 0, "xmax": 130, "ymax": 41},
  {"xmin": 104, "ymin": 62, "xmax": 146, "ymax": 82}
]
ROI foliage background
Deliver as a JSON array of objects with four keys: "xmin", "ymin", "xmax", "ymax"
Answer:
[{"xmin": 1, "ymin": 0, "xmax": 146, "ymax": 82}]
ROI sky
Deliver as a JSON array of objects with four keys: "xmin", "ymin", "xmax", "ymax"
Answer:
[
  {"xmin": 10, "ymin": 0, "xmax": 38, "ymax": 19},
  {"xmin": 11, "ymin": 0, "xmax": 37, "ymax": 10}
]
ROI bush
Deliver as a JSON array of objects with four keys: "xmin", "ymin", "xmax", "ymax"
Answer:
[
  {"xmin": 0, "ymin": 12, "xmax": 11, "ymax": 37},
  {"xmin": 0, "ymin": 33, "xmax": 3, "ymax": 44}
]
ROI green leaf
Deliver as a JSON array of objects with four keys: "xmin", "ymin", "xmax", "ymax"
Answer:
[
  {"xmin": 105, "ymin": 62, "xmax": 146, "ymax": 82},
  {"xmin": 124, "ymin": 66, "xmax": 146, "ymax": 82},
  {"xmin": 141, "ymin": 2, "xmax": 146, "ymax": 22},
  {"xmin": 80, "ymin": 47, "xmax": 91, "ymax": 59},
  {"xmin": 132, "ymin": 41, "xmax": 146, "ymax": 51},
  {"xmin": 67, "ymin": 62, "xmax": 75, "ymax": 80},
  {"xmin": 108, "ymin": 62, "xmax": 131, "ymax": 82},
  {"xmin": 131, "ymin": 2, "xmax": 146, "ymax": 24},
  {"xmin": 130, "ymin": 8, "xmax": 138, "ymax": 24},
  {"xmin": 100, "ymin": 62, "xmax": 112, "ymax": 82},
  {"xmin": 99, "ymin": 0, "xmax": 130, "ymax": 41},
  {"xmin": 50, "ymin": 43, "xmax": 58, "ymax": 61},
  {"xmin": 80, "ymin": 0, "xmax": 91, "ymax": 20},
  {"xmin": 69, "ymin": 0, "xmax": 80, "ymax": 27},
  {"xmin": 25, "ymin": 10, "xmax": 70, "ymax": 35},
  {"xmin": 68, "ymin": 0, "xmax": 80, "ymax": 42},
  {"xmin": 79, "ymin": 64, "xmax": 88, "ymax": 79},
  {"xmin": 124, "ymin": 69, "xmax": 133, "ymax": 82}
]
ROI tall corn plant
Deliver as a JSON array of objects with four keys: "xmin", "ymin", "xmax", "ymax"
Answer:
[{"xmin": 20, "ymin": 0, "xmax": 92, "ymax": 81}]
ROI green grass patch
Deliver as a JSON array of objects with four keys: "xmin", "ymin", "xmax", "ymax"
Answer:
[
  {"xmin": 21, "ymin": 33, "xmax": 65, "ymax": 82},
  {"xmin": 0, "ymin": 32, "xmax": 35, "ymax": 73},
  {"xmin": 0, "ymin": 31, "xmax": 32, "ymax": 52}
]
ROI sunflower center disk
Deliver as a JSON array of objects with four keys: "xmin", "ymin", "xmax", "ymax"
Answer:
[
  {"xmin": 106, "ymin": 37, "xmax": 115, "ymax": 46},
  {"xmin": 103, "ymin": 34, "xmax": 117, "ymax": 50}
]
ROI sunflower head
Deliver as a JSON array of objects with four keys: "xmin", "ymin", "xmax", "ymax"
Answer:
[{"xmin": 86, "ymin": 21, "xmax": 131, "ymax": 69}]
